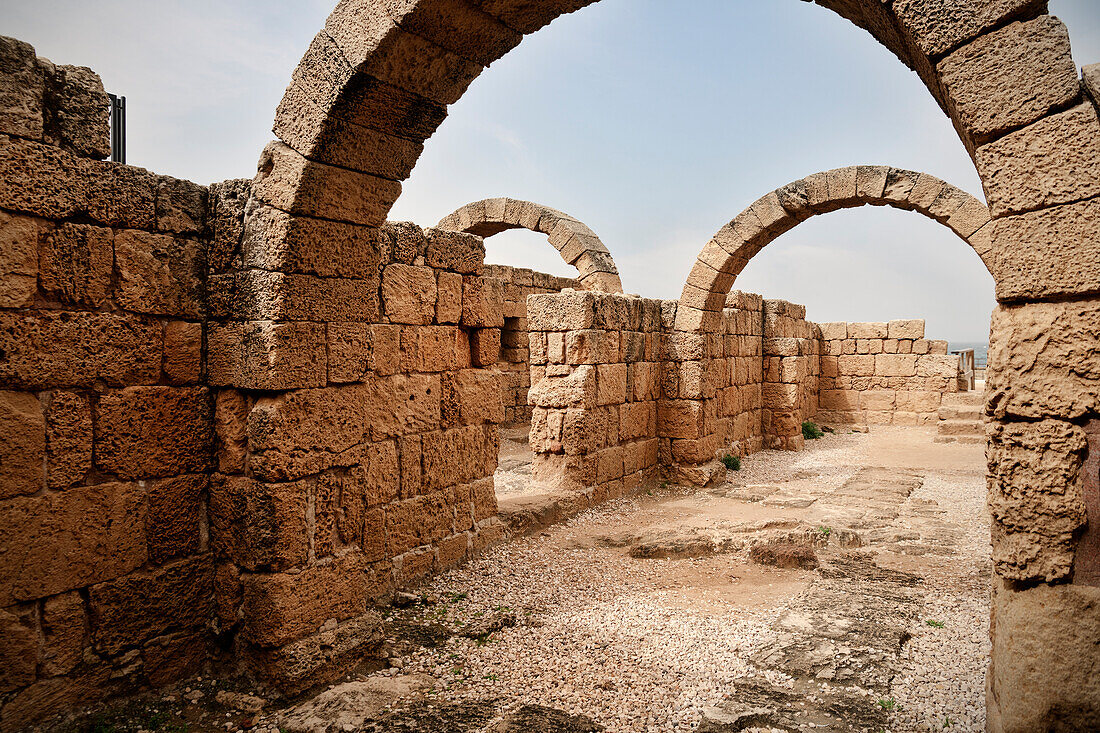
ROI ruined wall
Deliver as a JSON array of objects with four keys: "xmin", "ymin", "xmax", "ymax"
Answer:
[
  {"xmin": 483, "ymin": 264, "xmax": 577, "ymax": 425},
  {"xmin": 526, "ymin": 290, "xmax": 662, "ymax": 502},
  {"xmin": 761, "ymin": 299, "xmax": 821, "ymax": 451},
  {"xmin": 0, "ymin": 36, "xmax": 216, "ymax": 728},
  {"xmin": 816, "ymin": 320, "xmax": 959, "ymax": 425}
]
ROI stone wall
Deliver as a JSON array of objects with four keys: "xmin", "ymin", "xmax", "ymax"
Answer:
[
  {"xmin": 484, "ymin": 264, "xmax": 576, "ymax": 425},
  {"xmin": 0, "ymin": 36, "xmax": 217, "ymax": 728},
  {"xmin": 762, "ymin": 299, "xmax": 821, "ymax": 451},
  {"xmin": 816, "ymin": 320, "xmax": 960, "ymax": 425},
  {"xmin": 526, "ymin": 290, "xmax": 663, "ymax": 502}
]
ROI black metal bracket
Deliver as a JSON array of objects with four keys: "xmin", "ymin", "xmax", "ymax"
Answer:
[{"xmin": 108, "ymin": 93, "xmax": 126, "ymax": 164}]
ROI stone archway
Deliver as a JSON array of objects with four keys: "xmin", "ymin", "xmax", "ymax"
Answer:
[
  {"xmin": 675, "ymin": 166, "xmax": 994, "ymax": 330},
  {"xmin": 234, "ymin": 2, "xmax": 1100, "ymax": 728},
  {"xmin": 436, "ymin": 198, "xmax": 623, "ymax": 292}
]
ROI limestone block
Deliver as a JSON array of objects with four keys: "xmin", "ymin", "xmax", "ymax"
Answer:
[
  {"xmin": 380, "ymin": 264, "xmax": 436, "ymax": 325},
  {"xmin": 421, "ymin": 425, "xmax": 495, "ymax": 491},
  {"xmin": 208, "ymin": 178, "xmax": 249, "ymax": 273},
  {"xmin": 242, "ymin": 206, "xmax": 382, "ymax": 278},
  {"xmin": 875, "ymin": 353, "xmax": 918, "ymax": 377},
  {"xmin": 252, "ymin": 141, "xmax": 400, "ymax": 228},
  {"xmin": 825, "ymin": 166, "xmax": 859, "ymax": 206},
  {"xmin": 45, "ymin": 391, "xmax": 90, "ymax": 490},
  {"xmin": 327, "ymin": 323, "xmax": 372, "ymax": 383},
  {"xmin": 34, "ymin": 221, "xmax": 109, "ymax": 308},
  {"xmin": 945, "ymin": 196, "xmax": 991, "ymax": 240},
  {"xmin": 155, "ymin": 176, "xmax": 206, "ymax": 235},
  {"xmin": 0, "ymin": 311, "xmax": 162, "ymax": 390},
  {"xmin": 0, "ymin": 212, "xmax": 38, "ymax": 308},
  {"xmin": 855, "ymin": 165, "xmax": 888, "ymax": 200},
  {"xmin": 658, "ymin": 400, "xmax": 704, "ymax": 441},
  {"xmin": 442, "ymin": 369, "xmax": 504, "ymax": 426},
  {"xmin": 912, "ymin": 339, "xmax": 930, "ymax": 355},
  {"xmin": 436, "ymin": 271, "xmax": 462, "ymax": 324},
  {"xmin": 562, "ymin": 408, "xmax": 609, "ymax": 454},
  {"xmin": 95, "ymin": 386, "xmax": 212, "ymax": 480},
  {"xmin": 0, "ymin": 36, "xmax": 45, "ymax": 139},
  {"xmin": 241, "ymin": 552, "xmax": 368, "ymax": 648},
  {"xmin": 991, "ymin": 197, "xmax": 1100, "ymax": 301},
  {"xmin": 619, "ymin": 402, "xmax": 656, "ymax": 441},
  {"xmin": 529, "ymin": 365, "xmax": 596, "ymax": 409},
  {"xmin": 208, "ymin": 475, "xmax": 309, "ymax": 571},
  {"xmin": 145, "ymin": 474, "xmax": 206, "ymax": 564},
  {"xmin": 819, "ymin": 389, "xmax": 859, "ymax": 411},
  {"xmin": 887, "ymin": 319, "xmax": 923, "ymax": 340},
  {"xmin": 214, "ymin": 390, "xmax": 249, "ymax": 475},
  {"xmin": 818, "ymin": 322, "xmax": 847, "ymax": 341},
  {"xmin": 988, "ymin": 582, "xmax": 1100, "ymax": 732},
  {"xmin": 0, "ymin": 481, "xmax": 147, "ymax": 606},
  {"xmin": 916, "ymin": 355, "xmax": 958, "ymax": 380},
  {"xmin": 891, "ymin": 0, "xmax": 1043, "ymax": 58},
  {"xmin": 837, "ymin": 354, "xmax": 875, "ymax": 377},
  {"xmin": 937, "ymin": 16, "xmax": 1079, "ymax": 143},
  {"xmin": 977, "ymin": 103, "xmax": 1100, "ymax": 217},
  {"xmin": 596, "ymin": 446, "xmax": 624, "ymax": 483},
  {"xmin": 596, "ymin": 363, "xmax": 628, "ymax": 406},
  {"xmin": 461, "ymin": 276, "xmax": 504, "ymax": 328},
  {"xmin": 0, "ymin": 391, "xmax": 44, "ymax": 500},
  {"xmin": 48, "ymin": 65, "xmax": 109, "ymax": 159},
  {"xmin": 859, "ymin": 391, "xmax": 896, "ymax": 412},
  {"xmin": 424, "ymin": 229, "xmax": 484, "ymax": 274},
  {"xmin": 881, "ymin": 168, "xmax": 920, "ymax": 208},
  {"xmin": 399, "ymin": 325, "xmax": 463, "ymax": 373},
  {"xmin": 463, "ymin": 328, "xmax": 497, "ymax": 368},
  {"xmin": 207, "ymin": 269, "xmax": 380, "ymax": 323},
  {"xmin": 565, "ymin": 330, "xmax": 606, "ymax": 365},
  {"xmin": 115, "ymin": 230, "xmax": 204, "ymax": 318},
  {"xmin": 248, "ymin": 377, "xmax": 440, "ymax": 481},
  {"xmin": 987, "ymin": 419, "xmax": 1086, "ymax": 582},
  {"xmin": 39, "ymin": 592, "xmax": 85, "ymax": 677},
  {"xmin": 895, "ymin": 390, "xmax": 942, "ymax": 413},
  {"xmin": 986, "ymin": 300, "xmax": 1100, "ymax": 420},
  {"xmin": 207, "ymin": 321, "xmax": 326, "ymax": 391},
  {"xmin": 163, "ymin": 321, "xmax": 202, "ymax": 384},
  {"xmin": 847, "ymin": 322, "xmax": 887, "ymax": 339}
]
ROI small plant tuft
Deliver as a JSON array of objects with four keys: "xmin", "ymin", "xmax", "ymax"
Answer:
[
  {"xmin": 722, "ymin": 454, "xmax": 741, "ymax": 471},
  {"xmin": 876, "ymin": 698, "xmax": 898, "ymax": 711},
  {"xmin": 926, "ymin": 619, "xmax": 945, "ymax": 628},
  {"xmin": 802, "ymin": 420, "xmax": 824, "ymax": 440},
  {"xmin": 818, "ymin": 526, "xmax": 831, "ymax": 537}
]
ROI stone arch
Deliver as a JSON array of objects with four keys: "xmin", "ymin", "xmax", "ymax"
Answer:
[
  {"xmin": 436, "ymin": 198, "xmax": 623, "ymax": 292},
  {"xmin": 674, "ymin": 166, "xmax": 994, "ymax": 331}
]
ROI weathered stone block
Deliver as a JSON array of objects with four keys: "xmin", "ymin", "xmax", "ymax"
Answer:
[
  {"xmin": 89, "ymin": 556, "xmax": 212, "ymax": 654},
  {"xmin": 399, "ymin": 325, "xmax": 461, "ymax": 372},
  {"xmin": 382, "ymin": 263, "xmax": 436, "ymax": 324},
  {"xmin": 986, "ymin": 300, "xmax": 1100, "ymax": 420},
  {"xmin": 462, "ymin": 275, "xmax": 504, "ymax": 328},
  {"xmin": 0, "ymin": 212, "xmax": 37, "ymax": 308},
  {"xmin": 242, "ymin": 552, "xmax": 369, "ymax": 648},
  {"xmin": 0, "ymin": 391, "xmax": 44, "ymax": 500},
  {"xmin": 241, "ymin": 205, "xmax": 382, "ymax": 278},
  {"xmin": 207, "ymin": 321, "xmax": 327, "ymax": 391},
  {"xmin": 155, "ymin": 176, "xmax": 207, "ymax": 234},
  {"xmin": 436, "ymin": 270, "xmax": 462, "ymax": 323},
  {"xmin": 0, "ymin": 605, "xmax": 37, "ymax": 695},
  {"xmin": 875, "ymin": 353, "xmax": 918, "ymax": 377},
  {"xmin": 45, "ymin": 391, "xmax": 90, "ymax": 490},
  {"xmin": 40, "ymin": 592, "xmax": 85, "ymax": 677},
  {"xmin": 95, "ymin": 386, "xmax": 212, "ymax": 480},
  {"xmin": 251, "ymin": 141, "xmax": 400, "ymax": 228},
  {"xmin": 208, "ymin": 475, "xmax": 308, "ymax": 571},
  {"xmin": 658, "ymin": 400, "xmax": 704, "ymax": 440},
  {"xmin": 163, "ymin": 321, "xmax": 202, "ymax": 384},
  {"xmin": 442, "ymin": 369, "xmax": 504, "ymax": 426},
  {"xmin": 0, "ymin": 36, "xmax": 45, "ymax": 140},
  {"xmin": 937, "ymin": 16, "xmax": 1079, "ymax": 143},
  {"xmin": 48, "ymin": 64, "xmax": 109, "ymax": 159},
  {"xmin": 36, "ymin": 223, "xmax": 113, "ymax": 307},
  {"xmin": 987, "ymin": 419, "xmax": 1087, "ymax": 582},
  {"xmin": 991, "ymin": 197, "xmax": 1100, "ymax": 301},
  {"xmin": 847, "ymin": 322, "xmax": 887, "ymax": 339},
  {"xmin": 115, "ymin": 229, "xmax": 204, "ymax": 317},
  {"xmin": 859, "ymin": 390, "xmax": 896, "ymax": 411},
  {"xmin": 597, "ymin": 363, "xmax": 628, "ymax": 406},
  {"xmin": 424, "ymin": 229, "xmax": 484, "ymax": 274},
  {"xmin": 977, "ymin": 103, "xmax": 1100, "ymax": 217},
  {"xmin": 0, "ymin": 311, "xmax": 162, "ymax": 389},
  {"xmin": 0, "ymin": 482, "xmax": 147, "ymax": 606},
  {"xmin": 887, "ymin": 319, "xmax": 923, "ymax": 340},
  {"xmin": 146, "ymin": 474, "xmax": 206, "ymax": 564}
]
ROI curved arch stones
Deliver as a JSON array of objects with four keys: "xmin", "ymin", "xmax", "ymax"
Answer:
[
  {"xmin": 675, "ymin": 166, "xmax": 994, "ymax": 332},
  {"xmin": 437, "ymin": 198, "xmax": 624, "ymax": 292}
]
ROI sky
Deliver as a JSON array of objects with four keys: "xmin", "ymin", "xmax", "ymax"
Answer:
[{"xmin": 4, "ymin": 0, "xmax": 1098, "ymax": 342}]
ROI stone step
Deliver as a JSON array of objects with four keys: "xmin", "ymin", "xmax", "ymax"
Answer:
[
  {"xmin": 933, "ymin": 434, "xmax": 986, "ymax": 444},
  {"xmin": 937, "ymin": 405, "xmax": 984, "ymax": 421},
  {"xmin": 941, "ymin": 391, "xmax": 984, "ymax": 408},
  {"xmin": 937, "ymin": 419, "xmax": 985, "ymax": 436}
]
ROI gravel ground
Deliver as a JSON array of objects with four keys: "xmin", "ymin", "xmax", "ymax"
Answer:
[{"xmin": 383, "ymin": 427, "xmax": 991, "ymax": 732}]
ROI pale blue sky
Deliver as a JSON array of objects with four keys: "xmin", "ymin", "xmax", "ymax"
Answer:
[{"xmin": 4, "ymin": 1, "xmax": 1098, "ymax": 341}]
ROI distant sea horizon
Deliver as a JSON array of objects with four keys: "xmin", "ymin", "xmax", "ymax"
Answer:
[{"xmin": 949, "ymin": 341, "xmax": 988, "ymax": 368}]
